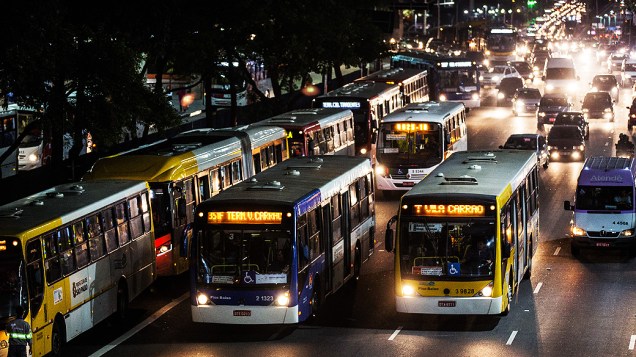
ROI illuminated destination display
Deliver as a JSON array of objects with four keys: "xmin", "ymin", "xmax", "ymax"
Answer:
[
  {"xmin": 412, "ymin": 204, "xmax": 486, "ymax": 217},
  {"xmin": 320, "ymin": 101, "xmax": 361, "ymax": 109},
  {"xmin": 438, "ymin": 61, "xmax": 472, "ymax": 68},
  {"xmin": 394, "ymin": 123, "xmax": 431, "ymax": 131},
  {"xmin": 207, "ymin": 211, "xmax": 283, "ymax": 224}
]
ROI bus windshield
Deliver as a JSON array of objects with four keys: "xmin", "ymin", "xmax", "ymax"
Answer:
[
  {"xmin": 0, "ymin": 256, "xmax": 28, "ymax": 321},
  {"xmin": 575, "ymin": 186, "xmax": 634, "ymax": 210},
  {"xmin": 377, "ymin": 123, "xmax": 443, "ymax": 167},
  {"xmin": 440, "ymin": 70, "xmax": 477, "ymax": 91},
  {"xmin": 197, "ymin": 228, "xmax": 292, "ymax": 285},
  {"xmin": 399, "ymin": 219, "xmax": 496, "ymax": 279}
]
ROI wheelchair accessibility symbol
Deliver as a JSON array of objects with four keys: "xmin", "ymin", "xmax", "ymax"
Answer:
[
  {"xmin": 243, "ymin": 271, "xmax": 256, "ymax": 284},
  {"xmin": 447, "ymin": 262, "xmax": 460, "ymax": 276}
]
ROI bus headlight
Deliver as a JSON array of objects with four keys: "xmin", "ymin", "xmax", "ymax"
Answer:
[
  {"xmin": 276, "ymin": 291, "xmax": 290, "ymax": 306},
  {"xmin": 197, "ymin": 293, "xmax": 210, "ymax": 305},
  {"xmin": 157, "ymin": 244, "xmax": 172, "ymax": 255},
  {"xmin": 546, "ymin": 84, "xmax": 554, "ymax": 91},
  {"xmin": 471, "ymin": 92, "xmax": 479, "ymax": 101},
  {"xmin": 28, "ymin": 153, "xmax": 39, "ymax": 162},
  {"xmin": 475, "ymin": 281, "xmax": 493, "ymax": 297},
  {"xmin": 359, "ymin": 148, "xmax": 367, "ymax": 155},
  {"xmin": 375, "ymin": 164, "xmax": 388, "ymax": 177},
  {"xmin": 479, "ymin": 75, "xmax": 484, "ymax": 81},
  {"xmin": 619, "ymin": 229, "xmax": 634, "ymax": 237},
  {"xmin": 402, "ymin": 284, "xmax": 416, "ymax": 296},
  {"xmin": 571, "ymin": 226, "xmax": 587, "ymax": 237},
  {"xmin": 439, "ymin": 93, "xmax": 447, "ymax": 101}
]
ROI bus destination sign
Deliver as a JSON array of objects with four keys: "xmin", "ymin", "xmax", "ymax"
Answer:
[
  {"xmin": 208, "ymin": 211, "xmax": 283, "ymax": 224},
  {"xmin": 411, "ymin": 204, "xmax": 486, "ymax": 217},
  {"xmin": 320, "ymin": 101, "xmax": 361, "ymax": 109}
]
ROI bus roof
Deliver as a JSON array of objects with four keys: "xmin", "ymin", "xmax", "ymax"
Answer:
[
  {"xmin": 0, "ymin": 180, "xmax": 148, "ymax": 238},
  {"xmin": 577, "ymin": 157, "xmax": 636, "ymax": 186},
  {"xmin": 391, "ymin": 51, "xmax": 476, "ymax": 68},
  {"xmin": 356, "ymin": 67, "xmax": 427, "ymax": 84},
  {"xmin": 314, "ymin": 81, "xmax": 400, "ymax": 102},
  {"xmin": 196, "ymin": 155, "xmax": 372, "ymax": 208},
  {"xmin": 252, "ymin": 108, "xmax": 353, "ymax": 131},
  {"xmin": 403, "ymin": 150, "xmax": 537, "ymax": 202},
  {"xmin": 380, "ymin": 101, "xmax": 465, "ymax": 123}
]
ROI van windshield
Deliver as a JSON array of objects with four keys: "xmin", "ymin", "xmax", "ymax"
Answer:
[
  {"xmin": 545, "ymin": 68, "xmax": 575, "ymax": 79},
  {"xmin": 576, "ymin": 186, "xmax": 633, "ymax": 210}
]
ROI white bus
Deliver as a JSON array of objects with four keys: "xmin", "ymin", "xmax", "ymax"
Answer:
[
  {"xmin": 251, "ymin": 108, "xmax": 355, "ymax": 157},
  {"xmin": 375, "ymin": 101, "xmax": 468, "ymax": 191}
]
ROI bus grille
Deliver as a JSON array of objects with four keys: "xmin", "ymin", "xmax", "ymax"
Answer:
[
  {"xmin": 588, "ymin": 231, "xmax": 620, "ymax": 238},
  {"xmin": 391, "ymin": 173, "xmax": 427, "ymax": 180}
]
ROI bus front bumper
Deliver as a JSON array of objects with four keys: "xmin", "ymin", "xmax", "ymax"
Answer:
[
  {"xmin": 396, "ymin": 295, "xmax": 504, "ymax": 315},
  {"xmin": 191, "ymin": 304, "xmax": 299, "ymax": 324}
]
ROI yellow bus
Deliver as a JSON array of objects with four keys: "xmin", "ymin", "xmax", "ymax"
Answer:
[
  {"xmin": 0, "ymin": 180, "xmax": 155, "ymax": 356},
  {"xmin": 83, "ymin": 125, "xmax": 288, "ymax": 276},
  {"xmin": 385, "ymin": 150, "xmax": 539, "ymax": 315}
]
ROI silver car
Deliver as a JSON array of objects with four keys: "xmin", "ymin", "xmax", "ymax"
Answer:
[
  {"xmin": 480, "ymin": 65, "xmax": 521, "ymax": 88},
  {"xmin": 500, "ymin": 133, "xmax": 549, "ymax": 169},
  {"xmin": 512, "ymin": 88, "xmax": 542, "ymax": 116}
]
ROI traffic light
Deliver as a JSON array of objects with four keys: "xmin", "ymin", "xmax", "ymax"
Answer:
[{"xmin": 528, "ymin": 0, "xmax": 536, "ymax": 9}]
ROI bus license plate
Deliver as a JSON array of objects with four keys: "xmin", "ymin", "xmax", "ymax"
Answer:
[
  {"xmin": 595, "ymin": 242, "xmax": 611, "ymax": 247},
  {"xmin": 403, "ymin": 181, "xmax": 415, "ymax": 187},
  {"xmin": 233, "ymin": 310, "xmax": 252, "ymax": 316},
  {"xmin": 438, "ymin": 301, "xmax": 456, "ymax": 307}
]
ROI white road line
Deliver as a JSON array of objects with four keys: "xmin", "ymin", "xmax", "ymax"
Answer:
[
  {"xmin": 553, "ymin": 247, "xmax": 561, "ymax": 256},
  {"xmin": 89, "ymin": 292, "xmax": 189, "ymax": 357},
  {"xmin": 629, "ymin": 335, "xmax": 636, "ymax": 350},
  {"xmin": 533, "ymin": 282, "xmax": 543, "ymax": 294},
  {"xmin": 388, "ymin": 326, "xmax": 403, "ymax": 340},
  {"xmin": 506, "ymin": 330, "xmax": 518, "ymax": 345}
]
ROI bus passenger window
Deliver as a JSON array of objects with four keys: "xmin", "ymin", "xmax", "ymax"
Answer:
[
  {"xmin": 86, "ymin": 215, "xmax": 105, "ymax": 260},
  {"xmin": 73, "ymin": 222, "xmax": 89, "ymax": 268},
  {"xmin": 115, "ymin": 203, "xmax": 130, "ymax": 246},
  {"xmin": 129, "ymin": 196, "xmax": 144, "ymax": 239},
  {"xmin": 231, "ymin": 161, "xmax": 242, "ymax": 184},
  {"xmin": 102, "ymin": 208, "xmax": 118, "ymax": 253}
]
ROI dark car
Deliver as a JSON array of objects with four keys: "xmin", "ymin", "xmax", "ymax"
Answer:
[
  {"xmin": 627, "ymin": 97, "xmax": 636, "ymax": 130},
  {"xmin": 496, "ymin": 77, "xmax": 524, "ymax": 106},
  {"xmin": 510, "ymin": 61, "xmax": 534, "ymax": 81},
  {"xmin": 547, "ymin": 125, "xmax": 586, "ymax": 162},
  {"xmin": 512, "ymin": 87, "xmax": 542, "ymax": 116},
  {"xmin": 499, "ymin": 133, "xmax": 549, "ymax": 169},
  {"xmin": 537, "ymin": 93, "xmax": 571, "ymax": 129},
  {"xmin": 590, "ymin": 74, "xmax": 619, "ymax": 101},
  {"xmin": 581, "ymin": 91, "xmax": 614, "ymax": 121},
  {"xmin": 553, "ymin": 111, "xmax": 589, "ymax": 140}
]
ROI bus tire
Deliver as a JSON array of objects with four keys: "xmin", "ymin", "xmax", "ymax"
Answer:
[
  {"xmin": 500, "ymin": 279, "xmax": 513, "ymax": 316},
  {"xmin": 116, "ymin": 281, "xmax": 129, "ymax": 321},
  {"xmin": 51, "ymin": 317, "xmax": 66, "ymax": 357}
]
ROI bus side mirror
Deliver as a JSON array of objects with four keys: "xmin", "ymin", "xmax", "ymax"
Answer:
[
  {"xmin": 385, "ymin": 214, "xmax": 398, "ymax": 253},
  {"xmin": 177, "ymin": 197, "xmax": 187, "ymax": 218},
  {"xmin": 564, "ymin": 200, "xmax": 574, "ymax": 211}
]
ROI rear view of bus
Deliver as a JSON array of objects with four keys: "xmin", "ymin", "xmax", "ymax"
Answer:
[{"xmin": 564, "ymin": 157, "xmax": 636, "ymax": 257}]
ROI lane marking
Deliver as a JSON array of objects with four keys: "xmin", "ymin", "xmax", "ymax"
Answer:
[
  {"xmin": 89, "ymin": 292, "xmax": 189, "ymax": 357},
  {"xmin": 533, "ymin": 282, "xmax": 543, "ymax": 294},
  {"xmin": 506, "ymin": 330, "xmax": 518, "ymax": 345},
  {"xmin": 630, "ymin": 335, "xmax": 636, "ymax": 350},
  {"xmin": 388, "ymin": 326, "xmax": 403, "ymax": 340},
  {"xmin": 553, "ymin": 247, "xmax": 561, "ymax": 256}
]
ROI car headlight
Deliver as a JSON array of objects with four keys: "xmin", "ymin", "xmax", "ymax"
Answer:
[
  {"xmin": 360, "ymin": 148, "xmax": 367, "ymax": 155},
  {"xmin": 157, "ymin": 243, "xmax": 172, "ymax": 255},
  {"xmin": 539, "ymin": 112, "xmax": 546, "ymax": 117},
  {"xmin": 492, "ymin": 76, "xmax": 500, "ymax": 82},
  {"xmin": 516, "ymin": 100, "xmax": 525, "ymax": 106},
  {"xmin": 571, "ymin": 226, "xmax": 587, "ymax": 236},
  {"xmin": 546, "ymin": 84, "xmax": 554, "ymax": 90},
  {"xmin": 576, "ymin": 145, "xmax": 584, "ymax": 150},
  {"xmin": 547, "ymin": 145, "xmax": 554, "ymax": 150},
  {"xmin": 375, "ymin": 164, "xmax": 388, "ymax": 177},
  {"xmin": 485, "ymin": 50, "xmax": 491, "ymax": 56},
  {"xmin": 591, "ymin": 86, "xmax": 598, "ymax": 91},
  {"xmin": 604, "ymin": 107, "xmax": 612, "ymax": 112},
  {"xmin": 533, "ymin": 65, "xmax": 539, "ymax": 71},
  {"xmin": 439, "ymin": 93, "xmax": 447, "ymax": 101},
  {"xmin": 28, "ymin": 153, "xmax": 39, "ymax": 162},
  {"xmin": 497, "ymin": 92, "xmax": 505, "ymax": 99},
  {"xmin": 611, "ymin": 87, "xmax": 618, "ymax": 92},
  {"xmin": 620, "ymin": 229, "xmax": 635, "ymax": 237},
  {"xmin": 479, "ymin": 75, "xmax": 484, "ymax": 81},
  {"xmin": 483, "ymin": 59, "xmax": 490, "ymax": 67},
  {"xmin": 402, "ymin": 284, "xmax": 416, "ymax": 296},
  {"xmin": 582, "ymin": 108, "xmax": 589, "ymax": 113},
  {"xmin": 631, "ymin": 114, "xmax": 636, "ymax": 118},
  {"xmin": 276, "ymin": 291, "xmax": 290, "ymax": 306}
]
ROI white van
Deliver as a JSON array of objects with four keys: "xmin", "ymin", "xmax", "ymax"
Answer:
[
  {"xmin": 621, "ymin": 58, "xmax": 636, "ymax": 87},
  {"xmin": 543, "ymin": 57, "xmax": 579, "ymax": 96}
]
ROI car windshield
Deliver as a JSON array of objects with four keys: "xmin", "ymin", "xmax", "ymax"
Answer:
[
  {"xmin": 554, "ymin": 113, "xmax": 583, "ymax": 125},
  {"xmin": 583, "ymin": 94, "xmax": 611, "ymax": 107},
  {"xmin": 490, "ymin": 67, "xmax": 506, "ymax": 74},
  {"xmin": 545, "ymin": 68, "xmax": 575, "ymax": 79},
  {"xmin": 518, "ymin": 90, "xmax": 541, "ymax": 99},
  {"xmin": 593, "ymin": 77, "xmax": 616, "ymax": 87},
  {"xmin": 576, "ymin": 186, "xmax": 634, "ymax": 211},
  {"xmin": 540, "ymin": 97, "xmax": 568, "ymax": 106},
  {"xmin": 503, "ymin": 136, "xmax": 537, "ymax": 150},
  {"xmin": 549, "ymin": 126, "xmax": 582, "ymax": 139}
]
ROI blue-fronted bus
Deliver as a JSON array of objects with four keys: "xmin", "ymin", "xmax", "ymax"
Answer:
[{"xmin": 191, "ymin": 155, "xmax": 375, "ymax": 324}]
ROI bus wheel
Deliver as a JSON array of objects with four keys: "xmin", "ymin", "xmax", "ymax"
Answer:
[
  {"xmin": 51, "ymin": 318, "xmax": 65, "ymax": 357},
  {"xmin": 116, "ymin": 281, "xmax": 129, "ymax": 321},
  {"xmin": 501, "ymin": 280, "xmax": 513, "ymax": 316}
]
